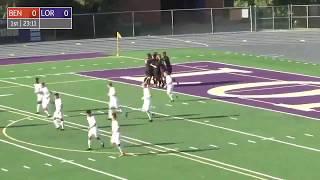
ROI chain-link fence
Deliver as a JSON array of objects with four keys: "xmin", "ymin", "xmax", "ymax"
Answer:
[{"xmin": 1, "ymin": 4, "xmax": 320, "ymax": 44}]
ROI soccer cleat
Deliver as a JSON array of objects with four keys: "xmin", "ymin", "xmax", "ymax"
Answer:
[
  {"xmin": 125, "ymin": 112, "xmax": 128, "ymax": 118},
  {"xmin": 101, "ymin": 142, "xmax": 105, "ymax": 148},
  {"xmin": 35, "ymin": 112, "xmax": 40, "ymax": 114},
  {"xmin": 119, "ymin": 152, "xmax": 126, "ymax": 157},
  {"xmin": 149, "ymin": 119, "xmax": 153, "ymax": 122},
  {"xmin": 170, "ymin": 99, "xmax": 174, "ymax": 103},
  {"xmin": 60, "ymin": 128, "xmax": 65, "ymax": 131},
  {"xmin": 86, "ymin": 148, "xmax": 92, "ymax": 151}
]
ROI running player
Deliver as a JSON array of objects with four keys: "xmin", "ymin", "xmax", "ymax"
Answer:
[
  {"xmin": 164, "ymin": 72, "xmax": 175, "ymax": 102},
  {"xmin": 53, "ymin": 93, "xmax": 64, "ymax": 130},
  {"xmin": 40, "ymin": 82, "xmax": 51, "ymax": 117},
  {"xmin": 141, "ymin": 83, "xmax": 152, "ymax": 122},
  {"xmin": 110, "ymin": 112, "xmax": 125, "ymax": 157},
  {"xmin": 163, "ymin": 51, "xmax": 172, "ymax": 75},
  {"xmin": 34, "ymin": 77, "xmax": 42, "ymax": 114},
  {"xmin": 107, "ymin": 82, "xmax": 122, "ymax": 119},
  {"xmin": 86, "ymin": 110, "xmax": 105, "ymax": 150}
]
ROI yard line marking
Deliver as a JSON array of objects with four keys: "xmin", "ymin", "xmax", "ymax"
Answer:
[
  {"xmin": 44, "ymin": 163, "xmax": 53, "ymax": 167},
  {"xmin": 108, "ymin": 156, "xmax": 116, "ymax": 159},
  {"xmin": 93, "ymin": 64, "xmax": 98, "ymax": 66},
  {"xmin": 229, "ymin": 84, "xmax": 305, "ymax": 94},
  {"xmin": 98, "ymin": 111, "xmax": 105, "ymax": 114},
  {"xmin": 228, "ymin": 142, "xmax": 238, "ymax": 146},
  {"xmin": 0, "ymin": 94, "xmax": 14, "ymax": 97},
  {"xmin": 313, "ymin": 64, "xmax": 317, "ymax": 66},
  {"xmin": 186, "ymin": 56, "xmax": 191, "ymax": 58},
  {"xmin": 198, "ymin": 101, "xmax": 206, "ymax": 103},
  {"xmin": 304, "ymin": 133, "xmax": 314, "ymax": 137},
  {"xmin": 65, "ymin": 65, "xmax": 71, "ymax": 68},
  {"xmin": 61, "ymin": 159, "xmax": 74, "ymax": 163},
  {"xmin": 2, "ymin": 106, "xmax": 282, "ymax": 180},
  {"xmin": 230, "ymin": 117, "xmax": 238, "ymax": 120},
  {"xmin": 23, "ymin": 69, "xmax": 29, "ymax": 72},
  {"xmin": 149, "ymin": 151, "xmax": 157, "ymax": 154},
  {"xmin": 80, "ymin": 65, "xmax": 85, "ymax": 67},
  {"xmin": 9, "ymin": 70, "xmax": 14, "ymax": 73},
  {"xmin": 189, "ymin": 146, "xmax": 199, "ymax": 150},
  {"xmin": 88, "ymin": 158, "xmax": 96, "ymax": 162},
  {"xmin": 182, "ymin": 102, "xmax": 189, "ymax": 105},
  {"xmin": 1, "ymin": 168, "xmax": 8, "ymax": 172},
  {"xmin": 165, "ymin": 104, "xmax": 173, "ymax": 107},
  {"xmin": 23, "ymin": 165, "xmax": 31, "ymax": 169},
  {"xmin": 248, "ymin": 140, "xmax": 256, "ymax": 144},
  {"xmin": 286, "ymin": 136, "xmax": 295, "ymax": 139},
  {"xmin": 107, "ymin": 62, "xmax": 112, "ymax": 65},
  {"xmin": 0, "ymin": 85, "xmax": 21, "ymax": 89},
  {"xmin": 204, "ymin": 120, "xmax": 210, "ymax": 123},
  {"xmin": 209, "ymin": 144, "xmax": 218, "ymax": 148}
]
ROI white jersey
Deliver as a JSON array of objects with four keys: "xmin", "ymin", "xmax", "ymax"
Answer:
[
  {"xmin": 166, "ymin": 75, "xmax": 173, "ymax": 86},
  {"xmin": 41, "ymin": 87, "xmax": 50, "ymax": 99},
  {"xmin": 87, "ymin": 115, "xmax": 97, "ymax": 128},
  {"xmin": 143, "ymin": 87, "xmax": 151, "ymax": 99},
  {"xmin": 108, "ymin": 87, "xmax": 116, "ymax": 97},
  {"xmin": 55, "ymin": 98, "xmax": 62, "ymax": 112},
  {"xmin": 111, "ymin": 119, "xmax": 119, "ymax": 134},
  {"xmin": 34, "ymin": 83, "xmax": 41, "ymax": 94}
]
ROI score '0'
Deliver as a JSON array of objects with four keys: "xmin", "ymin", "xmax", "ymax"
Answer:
[
  {"xmin": 32, "ymin": 10, "xmax": 37, "ymax": 16},
  {"xmin": 64, "ymin": 10, "xmax": 69, "ymax": 17}
]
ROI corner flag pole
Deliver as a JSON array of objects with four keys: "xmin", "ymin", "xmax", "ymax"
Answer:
[{"xmin": 116, "ymin": 32, "xmax": 122, "ymax": 56}]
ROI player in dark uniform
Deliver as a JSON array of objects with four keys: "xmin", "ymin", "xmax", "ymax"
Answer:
[
  {"xmin": 144, "ymin": 53, "xmax": 153, "ymax": 85},
  {"xmin": 163, "ymin": 51, "xmax": 172, "ymax": 75},
  {"xmin": 150, "ymin": 52, "xmax": 158, "ymax": 86},
  {"xmin": 153, "ymin": 54, "xmax": 162, "ymax": 87}
]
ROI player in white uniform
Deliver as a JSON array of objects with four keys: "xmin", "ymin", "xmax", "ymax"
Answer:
[
  {"xmin": 40, "ymin": 82, "xmax": 51, "ymax": 117},
  {"xmin": 164, "ymin": 72, "xmax": 175, "ymax": 102},
  {"xmin": 86, "ymin": 110, "xmax": 104, "ymax": 150},
  {"xmin": 53, "ymin": 93, "xmax": 64, "ymax": 130},
  {"xmin": 141, "ymin": 83, "xmax": 153, "ymax": 122},
  {"xmin": 111, "ymin": 112, "xmax": 125, "ymax": 157},
  {"xmin": 107, "ymin": 82, "xmax": 122, "ymax": 119},
  {"xmin": 34, "ymin": 77, "xmax": 42, "ymax": 114}
]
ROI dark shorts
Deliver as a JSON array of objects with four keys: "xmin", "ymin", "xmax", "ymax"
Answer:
[{"xmin": 166, "ymin": 66, "xmax": 172, "ymax": 74}]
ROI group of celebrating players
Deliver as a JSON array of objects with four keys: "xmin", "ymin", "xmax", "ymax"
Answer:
[{"xmin": 33, "ymin": 52, "xmax": 176, "ymax": 157}]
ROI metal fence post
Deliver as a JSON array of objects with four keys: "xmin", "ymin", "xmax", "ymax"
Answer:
[
  {"xmin": 306, "ymin": 5, "xmax": 309, "ymax": 29},
  {"xmin": 254, "ymin": 5, "xmax": 257, "ymax": 31},
  {"xmin": 92, "ymin": 14, "xmax": 96, "ymax": 38},
  {"xmin": 250, "ymin": 6, "xmax": 253, "ymax": 32},
  {"xmin": 290, "ymin": 4, "xmax": 293, "ymax": 29},
  {"xmin": 132, "ymin": 11, "xmax": 135, "ymax": 37},
  {"xmin": 272, "ymin": 6, "xmax": 275, "ymax": 30},
  {"xmin": 210, "ymin": 8, "xmax": 214, "ymax": 34},
  {"xmin": 171, "ymin": 10, "xmax": 174, "ymax": 35}
]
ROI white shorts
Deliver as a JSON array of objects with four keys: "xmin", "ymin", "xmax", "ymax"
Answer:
[
  {"xmin": 167, "ymin": 84, "xmax": 173, "ymax": 94},
  {"xmin": 53, "ymin": 111, "xmax": 63, "ymax": 119},
  {"xmin": 42, "ymin": 98, "xmax": 50, "ymax": 109},
  {"xmin": 142, "ymin": 98, "xmax": 151, "ymax": 112},
  {"xmin": 88, "ymin": 127, "xmax": 98, "ymax": 138},
  {"xmin": 36, "ymin": 94, "xmax": 43, "ymax": 102},
  {"xmin": 111, "ymin": 132, "xmax": 120, "ymax": 145},
  {"xmin": 109, "ymin": 96, "xmax": 119, "ymax": 109}
]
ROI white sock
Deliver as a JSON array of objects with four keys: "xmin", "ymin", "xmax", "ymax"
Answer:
[
  {"xmin": 60, "ymin": 120, "xmax": 64, "ymax": 129},
  {"xmin": 108, "ymin": 109, "xmax": 112, "ymax": 119},
  {"xmin": 44, "ymin": 110, "xmax": 50, "ymax": 116},
  {"xmin": 168, "ymin": 93, "xmax": 173, "ymax": 100},
  {"xmin": 88, "ymin": 139, "xmax": 91, "ymax": 148},
  {"xmin": 146, "ymin": 111, "xmax": 152, "ymax": 120},
  {"xmin": 117, "ymin": 145, "xmax": 123, "ymax": 154},
  {"xmin": 53, "ymin": 119, "xmax": 60, "ymax": 128},
  {"xmin": 36, "ymin": 104, "xmax": 40, "ymax": 112}
]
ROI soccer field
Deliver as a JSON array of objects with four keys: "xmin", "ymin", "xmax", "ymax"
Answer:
[{"xmin": 1, "ymin": 47, "xmax": 320, "ymax": 180}]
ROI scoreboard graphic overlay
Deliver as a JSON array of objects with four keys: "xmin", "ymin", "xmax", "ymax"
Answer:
[{"xmin": 7, "ymin": 7, "xmax": 72, "ymax": 29}]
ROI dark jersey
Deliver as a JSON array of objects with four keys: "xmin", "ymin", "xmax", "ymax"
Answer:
[
  {"xmin": 163, "ymin": 56, "xmax": 171, "ymax": 67},
  {"xmin": 145, "ymin": 59, "xmax": 153, "ymax": 76}
]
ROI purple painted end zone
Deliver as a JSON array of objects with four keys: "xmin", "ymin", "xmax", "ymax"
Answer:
[
  {"xmin": 79, "ymin": 61, "xmax": 320, "ymax": 120},
  {"xmin": 0, "ymin": 52, "xmax": 107, "ymax": 65}
]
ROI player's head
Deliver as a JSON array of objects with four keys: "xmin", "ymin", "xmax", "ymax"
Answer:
[
  {"xmin": 35, "ymin": 77, "xmax": 40, "ymax": 83},
  {"xmin": 156, "ymin": 54, "xmax": 161, "ymax": 60},
  {"xmin": 86, "ymin": 110, "xmax": 92, "ymax": 116},
  {"xmin": 147, "ymin": 53, "xmax": 152, "ymax": 59},
  {"xmin": 108, "ymin": 82, "xmax": 113, "ymax": 87},
  {"xmin": 41, "ymin": 82, "xmax": 46, "ymax": 87},
  {"xmin": 54, "ymin": 93, "xmax": 60, "ymax": 98},
  {"xmin": 112, "ymin": 112, "xmax": 117, "ymax": 120},
  {"xmin": 153, "ymin": 52, "xmax": 158, "ymax": 58},
  {"xmin": 163, "ymin": 51, "xmax": 167, "ymax": 56}
]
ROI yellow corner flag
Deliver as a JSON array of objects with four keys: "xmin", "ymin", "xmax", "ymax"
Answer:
[{"xmin": 116, "ymin": 32, "xmax": 122, "ymax": 56}]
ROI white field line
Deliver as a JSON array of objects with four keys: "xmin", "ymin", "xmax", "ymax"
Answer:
[
  {"xmin": 286, "ymin": 136, "xmax": 295, "ymax": 139},
  {"xmin": 304, "ymin": 134, "xmax": 314, "ymax": 137},
  {"xmin": 108, "ymin": 156, "xmax": 116, "ymax": 159},
  {"xmin": 248, "ymin": 140, "xmax": 257, "ymax": 144},
  {"xmin": 0, "ymin": 94, "xmax": 14, "ymax": 97},
  {"xmin": 0, "ymin": 139, "xmax": 127, "ymax": 180},
  {"xmin": 88, "ymin": 158, "xmax": 96, "ymax": 162},
  {"xmin": 189, "ymin": 146, "xmax": 199, "ymax": 150},
  {"xmin": 23, "ymin": 165, "xmax": 31, "ymax": 169},
  {"xmin": 0, "ymin": 85, "xmax": 21, "ymax": 89},
  {"xmin": 1, "ymin": 168, "xmax": 8, "ymax": 172},
  {"xmin": 209, "ymin": 145, "xmax": 218, "ymax": 148},
  {"xmin": 1, "ymin": 105, "xmax": 282, "ymax": 180},
  {"xmin": 44, "ymin": 163, "xmax": 53, "ymax": 167},
  {"xmin": 229, "ymin": 84, "xmax": 305, "ymax": 94},
  {"xmin": 228, "ymin": 142, "xmax": 238, "ymax": 146}
]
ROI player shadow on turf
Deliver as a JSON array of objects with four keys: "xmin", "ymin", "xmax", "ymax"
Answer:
[
  {"xmin": 0, "ymin": 123, "xmax": 49, "ymax": 129},
  {"xmin": 65, "ymin": 107, "xmax": 107, "ymax": 113},
  {"xmin": 187, "ymin": 114, "xmax": 240, "ymax": 120},
  {"xmin": 136, "ymin": 147, "xmax": 219, "ymax": 156}
]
